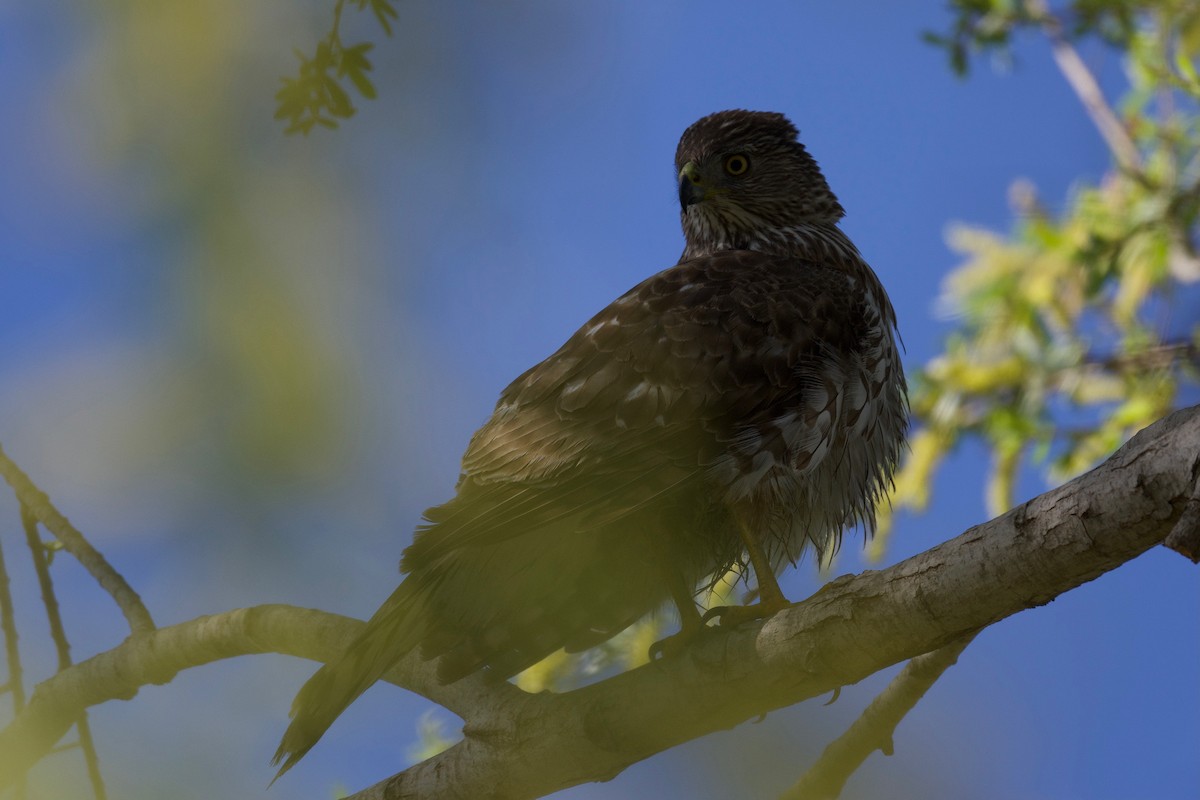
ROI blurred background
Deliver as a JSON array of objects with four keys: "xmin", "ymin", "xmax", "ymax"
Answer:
[{"xmin": 0, "ymin": 1, "xmax": 1197, "ymax": 798}]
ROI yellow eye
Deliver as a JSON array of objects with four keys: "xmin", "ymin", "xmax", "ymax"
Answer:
[{"xmin": 723, "ymin": 154, "xmax": 750, "ymax": 176}]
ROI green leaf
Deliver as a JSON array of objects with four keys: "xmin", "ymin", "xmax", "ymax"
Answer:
[
  {"xmin": 346, "ymin": 69, "xmax": 376, "ymax": 100},
  {"xmin": 371, "ymin": 0, "xmax": 398, "ymax": 36},
  {"xmin": 320, "ymin": 76, "xmax": 351, "ymax": 117}
]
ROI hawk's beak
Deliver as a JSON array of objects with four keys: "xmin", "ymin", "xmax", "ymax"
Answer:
[{"xmin": 678, "ymin": 161, "xmax": 704, "ymax": 209}]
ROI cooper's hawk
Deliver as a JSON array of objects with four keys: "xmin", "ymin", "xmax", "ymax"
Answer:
[{"xmin": 273, "ymin": 109, "xmax": 908, "ymax": 776}]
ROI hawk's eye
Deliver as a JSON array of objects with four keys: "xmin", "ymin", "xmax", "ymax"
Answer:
[{"xmin": 723, "ymin": 154, "xmax": 750, "ymax": 176}]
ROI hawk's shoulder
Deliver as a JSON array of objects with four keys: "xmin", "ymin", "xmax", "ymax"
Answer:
[{"xmin": 461, "ymin": 250, "xmax": 876, "ymax": 485}]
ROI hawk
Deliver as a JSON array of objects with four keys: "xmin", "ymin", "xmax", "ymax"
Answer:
[{"xmin": 273, "ymin": 109, "xmax": 908, "ymax": 776}]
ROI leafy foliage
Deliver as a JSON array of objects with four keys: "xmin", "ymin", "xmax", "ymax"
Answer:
[
  {"xmin": 923, "ymin": 0, "xmax": 1147, "ymax": 75},
  {"xmin": 877, "ymin": 1, "xmax": 1200, "ymax": 546},
  {"xmin": 275, "ymin": 0, "xmax": 396, "ymax": 134}
]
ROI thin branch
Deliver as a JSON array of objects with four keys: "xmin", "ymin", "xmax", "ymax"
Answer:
[
  {"xmin": 0, "ymin": 443, "xmax": 154, "ymax": 634},
  {"xmin": 21, "ymin": 505, "xmax": 107, "ymax": 800},
  {"xmin": 0, "ymin": 524, "xmax": 28, "ymax": 800},
  {"xmin": 73, "ymin": 712, "xmax": 107, "ymax": 800},
  {"xmin": 1026, "ymin": 0, "xmax": 1143, "ymax": 174},
  {"xmin": 1083, "ymin": 339, "xmax": 1200, "ymax": 375},
  {"xmin": 330, "ymin": 0, "xmax": 348, "ymax": 49},
  {"xmin": 780, "ymin": 634, "xmax": 978, "ymax": 800},
  {"xmin": 21, "ymin": 505, "xmax": 71, "ymax": 674}
]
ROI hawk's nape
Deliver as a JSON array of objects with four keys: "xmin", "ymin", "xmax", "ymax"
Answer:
[{"xmin": 272, "ymin": 109, "xmax": 908, "ymax": 779}]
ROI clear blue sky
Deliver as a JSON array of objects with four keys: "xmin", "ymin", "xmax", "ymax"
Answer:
[{"xmin": 0, "ymin": 2, "xmax": 1196, "ymax": 799}]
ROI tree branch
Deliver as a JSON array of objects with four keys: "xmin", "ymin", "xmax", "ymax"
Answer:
[
  {"xmin": 20, "ymin": 504, "xmax": 107, "ymax": 799},
  {"xmin": 1164, "ymin": 466, "xmax": 1200, "ymax": 562},
  {"xmin": 0, "ymin": 604, "xmax": 513, "ymax": 790},
  {"xmin": 780, "ymin": 633, "xmax": 978, "ymax": 800},
  {"xmin": 1, "ymin": 406, "xmax": 1196, "ymax": 798},
  {"xmin": 1025, "ymin": 0, "xmax": 1143, "ymax": 174},
  {"xmin": 348, "ymin": 404, "xmax": 1198, "ymax": 799},
  {"xmin": 0, "ymin": 443, "xmax": 154, "ymax": 634},
  {"xmin": 0, "ymin": 520, "xmax": 28, "ymax": 800}
]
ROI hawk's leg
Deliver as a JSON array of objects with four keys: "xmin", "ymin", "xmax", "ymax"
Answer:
[
  {"xmin": 648, "ymin": 572, "xmax": 706, "ymax": 660},
  {"xmin": 703, "ymin": 520, "xmax": 790, "ymax": 627}
]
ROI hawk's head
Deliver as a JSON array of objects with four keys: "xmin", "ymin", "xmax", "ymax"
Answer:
[{"xmin": 675, "ymin": 110, "xmax": 844, "ymax": 256}]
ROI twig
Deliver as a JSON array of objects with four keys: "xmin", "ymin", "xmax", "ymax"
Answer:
[
  {"xmin": 0, "ymin": 443, "xmax": 154, "ymax": 634},
  {"xmin": 21, "ymin": 505, "xmax": 71, "ymax": 674},
  {"xmin": 331, "ymin": 0, "xmax": 348, "ymax": 50},
  {"xmin": 0, "ymin": 525, "xmax": 29, "ymax": 800},
  {"xmin": 74, "ymin": 712, "xmax": 108, "ymax": 800},
  {"xmin": 780, "ymin": 634, "xmax": 978, "ymax": 800},
  {"xmin": 22, "ymin": 505, "xmax": 108, "ymax": 800},
  {"xmin": 1025, "ymin": 0, "xmax": 1143, "ymax": 174},
  {"xmin": 1084, "ymin": 339, "xmax": 1200, "ymax": 375}
]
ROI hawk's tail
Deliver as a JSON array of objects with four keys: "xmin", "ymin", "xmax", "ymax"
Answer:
[{"xmin": 271, "ymin": 580, "xmax": 428, "ymax": 783}]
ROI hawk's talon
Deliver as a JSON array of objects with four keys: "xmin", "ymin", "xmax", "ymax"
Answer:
[{"xmin": 702, "ymin": 595, "xmax": 791, "ymax": 628}]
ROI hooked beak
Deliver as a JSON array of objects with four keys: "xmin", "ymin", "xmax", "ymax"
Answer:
[{"xmin": 678, "ymin": 161, "xmax": 704, "ymax": 209}]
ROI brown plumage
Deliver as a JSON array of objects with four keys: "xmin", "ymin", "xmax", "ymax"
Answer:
[{"xmin": 272, "ymin": 109, "xmax": 908, "ymax": 778}]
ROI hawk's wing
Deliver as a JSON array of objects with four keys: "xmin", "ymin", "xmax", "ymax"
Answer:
[{"xmin": 403, "ymin": 249, "xmax": 870, "ymax": 572}]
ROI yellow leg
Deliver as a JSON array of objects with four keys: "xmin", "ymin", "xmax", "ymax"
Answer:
[{"xmin": 703, "ymin": 520, "xmax": 791, "ymax": 627}]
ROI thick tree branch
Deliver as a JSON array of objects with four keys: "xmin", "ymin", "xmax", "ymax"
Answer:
[
  {"xmin": 348, "ymin": 404, "xmax": 1198, "ymax": 799},
  {"xmin": 0, "ymin": 406, "xmax": 1196, "ymax": 798}
]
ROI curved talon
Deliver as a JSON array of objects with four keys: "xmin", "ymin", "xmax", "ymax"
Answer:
[
  {"xmin": 823, "ymin": 686, "xmax": 842, "ymax": 706},
  {"xmin": 701, "ymin": 596, "xmax": 791, "ymax": 628}
]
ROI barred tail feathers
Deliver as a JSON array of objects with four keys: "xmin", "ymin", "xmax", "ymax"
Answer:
[{"xmin": 271, "ymin": 580, "xmax": 427, "ymax": 782}]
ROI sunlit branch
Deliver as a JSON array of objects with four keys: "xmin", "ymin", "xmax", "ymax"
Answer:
[
  {"xmin": 0, "ymin": 443, "xmax": 154, "ymax": 634},
  {"xmin": 1025, "ymin": 0, "xmax": 1142, "ymax": 174}
]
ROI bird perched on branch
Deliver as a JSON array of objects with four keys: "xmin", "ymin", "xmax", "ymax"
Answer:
[{"xmin": 273, "ymin": 109, "xmax": 907, "ymax": 778}]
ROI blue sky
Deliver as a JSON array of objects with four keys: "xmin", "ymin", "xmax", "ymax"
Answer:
[{"xmin": 0, "ymin": 2, "xmax": 1196, "ymax": 799}]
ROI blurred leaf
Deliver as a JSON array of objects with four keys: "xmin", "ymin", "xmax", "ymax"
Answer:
[
  {"xmin": 276, "ymin": 1, "xmax": 394, "ymax": 134},
  {"xmin": 369, "ymin": 0, "xmax": 399, "ymax": 36},
  {"xmin": 899, "ymin": 0, "xmax": 1200, "ymax": 543}
]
